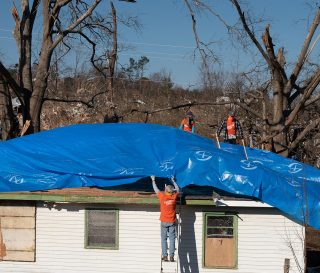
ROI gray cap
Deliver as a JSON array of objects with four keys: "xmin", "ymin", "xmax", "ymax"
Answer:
[{"xmin": 165, "ymin": 185, "xmax": 174, "ymax": 194}]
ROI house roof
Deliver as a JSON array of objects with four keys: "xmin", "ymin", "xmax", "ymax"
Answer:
[
  {"xmin": 1, "ymin": 123, "xmax": 319, "ymax": 229},
  {"xmin": 0, "ymin": 178, "xmax": 261, "ymax": 206}
]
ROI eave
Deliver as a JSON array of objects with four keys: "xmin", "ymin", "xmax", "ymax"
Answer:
[{"xmin": 0, "ymin": 187, "xmax": 270, "ymax": 207}]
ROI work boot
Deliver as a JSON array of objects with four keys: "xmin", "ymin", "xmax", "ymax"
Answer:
[
  {"xmin": 170, "ymin": 256, "xmax": 175, "ymax": 262},
  {"xmin": 162, "ymin": 256, "xmax": 168, "ymax": 262}
]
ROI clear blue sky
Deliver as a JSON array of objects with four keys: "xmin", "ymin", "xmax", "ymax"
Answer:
[{"xmin": 0, "ymin": 0, "xmax": 318, "ymax": 88}]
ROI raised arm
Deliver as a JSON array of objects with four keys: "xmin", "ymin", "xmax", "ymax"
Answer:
[
  {"xmin": 171, "ymin": 176, "xmax": 179, "ymax": 193},
  {"xmin": 236, "ymin": 120, "xmax": 244, "ymax": 139},
  {"xmin": 151, "ymin": 176, "xmax": 159, "ymax": 193}
]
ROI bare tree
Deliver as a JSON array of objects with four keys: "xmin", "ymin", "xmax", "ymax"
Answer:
[
  {"xmin": 231, "ymin": 1, "xmax": 320, "ymax": 156},
  {"xmin": 189, "ymin": 0, "xmax": 320, "ymax": 157},
  {"xmin": 0, "ymin": 0, "xmax": 102, "ymax": 137},
  {"xmin": 83, "ymin": 0, "xmax": 118, "ymax": 104}
]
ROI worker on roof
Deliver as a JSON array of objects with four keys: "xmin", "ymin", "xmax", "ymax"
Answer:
[
  {"xmin": 179, "ymin": 110, "xmax": 195, "ymax": 133},
  {"xmin": 151, "ymin": 175, "xmax": 179, "ymax": 262},
  {"xmin": 103, "ymin": 105, "xmax": 120, "ymax": 123},
  {"xmin": 216, "ymin": 111, "xmax": 243, "ymax": 144}
]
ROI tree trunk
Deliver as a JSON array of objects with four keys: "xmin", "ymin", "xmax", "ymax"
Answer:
[
  {"xmin": 30, "ymin": 46, "xmax": 53, "ymax": 132},
  {"xmin": 106, "ymin": 1, "xmax": 117, "ymax": 102},
  {"xmin": 229, "ymin": 1, "xmax": 320, "ymax": 157},
  {"xmin": 28, "ymin": 0, "xmax": 54, "ymax": 133},
  {"xmin": 0, "ymin": 75, "xmax": 16, "ymax": 140},
  {"xmin": 1, "ymin": 0, "xmax": 102, "ymax": 136},
  {"xmin": 271, "ymin": 75, "xmax": 288, "ymax": 155},
  {"xmin": 18, "ymin": 4, "xmax": 33, "ymax": 94},
  {"xmin": 12, "ymin": 0, "xmax": 34, "ymax": 100}
]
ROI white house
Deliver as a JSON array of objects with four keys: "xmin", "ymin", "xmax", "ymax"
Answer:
[{"xmin": 0, "ymin": 186, "xmax": 304, "ymax": 273}]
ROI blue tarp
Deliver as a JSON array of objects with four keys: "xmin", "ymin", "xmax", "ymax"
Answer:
[{"xmin": 0, "ymin": 123, "xmax": 320, "ymax": 229}]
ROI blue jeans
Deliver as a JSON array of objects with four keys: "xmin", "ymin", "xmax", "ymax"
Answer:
[{"xmin": 161, "ymin": 222, "xmax": 176, "ymax": 257}]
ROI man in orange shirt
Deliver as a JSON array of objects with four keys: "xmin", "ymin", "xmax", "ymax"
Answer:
[
  {"xmin": 179, "ymin": 111, "xmax": 195, "ymax": 133},
  {"xmin": 216, "ymin": 111, "xmax": 243, "ymax": 144},
  {"xmin": 151, "ymin": 175, "xmax": 179, "ymax": 262}
]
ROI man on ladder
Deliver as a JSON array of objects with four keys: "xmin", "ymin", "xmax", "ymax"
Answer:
[{"xmin": 151, "ymin": 176, "xmax": 179, "ymax": 263}]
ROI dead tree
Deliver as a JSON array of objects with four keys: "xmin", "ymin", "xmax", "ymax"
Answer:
[
  {"xmin": 187, "ymin": 0, "xmax": 320, "ymax": 157},
  {"xmin": 0, "ymin": 0, "xmax": 102, "ymax": 137},
  {"xmin": 88, "ymin": 1, "xmax": 118, "ymax": 106},
  {"xmin": 231, "ymin": 1, "xmax": 320, "ymax": 156}
]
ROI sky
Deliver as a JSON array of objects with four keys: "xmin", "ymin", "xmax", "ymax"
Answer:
[{"xmin": 0, "ymin": 0, "xmax": 319, "ymax": 88}]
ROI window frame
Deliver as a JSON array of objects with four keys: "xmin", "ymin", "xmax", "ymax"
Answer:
[
  {"xmin": 202, "ymin": 212, "xmax": 238, "ymax": 269},
  {"xmin": 84, "ymin": 209, "xmax": 119, "ymax": 250}
]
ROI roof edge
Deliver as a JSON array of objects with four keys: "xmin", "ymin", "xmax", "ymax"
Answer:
[{"xmin": 0, "ymin": 192, "xmax": 270, "ymax": 207}]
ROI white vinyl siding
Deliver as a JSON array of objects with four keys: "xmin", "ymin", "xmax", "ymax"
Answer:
[{"xmin": 0, "ymin": 202, "xmax": 304, "ymax": 273}]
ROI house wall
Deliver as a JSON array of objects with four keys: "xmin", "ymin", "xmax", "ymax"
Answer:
[
  {"xmin": 0, "ymin": 202, "xmax": 304, "ymax": 273},
  {"xmin": 0, "ymin": 202, "xmax": 36, "ymax": 262}
]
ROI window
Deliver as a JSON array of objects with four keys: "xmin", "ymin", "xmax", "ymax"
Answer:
[
  {"xmin": 203, "ymin": 212, "xmax": 237, "ymax": 268},
  {"xmin": 85, "ymin": 209, "xmax": 119, "ymax": 249}
]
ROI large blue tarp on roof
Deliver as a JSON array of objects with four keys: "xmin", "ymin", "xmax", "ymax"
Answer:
[{"xmin": 0, "ymin": 123, "xmax": 320, "ymax": 229}]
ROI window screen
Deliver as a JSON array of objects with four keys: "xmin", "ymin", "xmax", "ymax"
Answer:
[
  {"xmin": 206, "ymin": 215, "xmax": 234, "ymax": 238},
  {"xmin": 85, "ymin": 209, "xmax": 118, "ymax": 249}
]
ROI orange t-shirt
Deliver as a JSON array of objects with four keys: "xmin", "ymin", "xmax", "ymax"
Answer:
[
  {"xmin": 226, "ymin": 116, "xmax": 236, "ymax": 136},
  {"xmin": 181, "ymin": 118, "xmax": 195, "ymax": 132},
  {"xmin": 157, "ymin": 192, "xmax": 179, "ymax": 223}
]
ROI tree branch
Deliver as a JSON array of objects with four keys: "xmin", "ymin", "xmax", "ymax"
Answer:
[
  {"xmin": 230, "ymin": 0, "xmax": 270, "ymax": 65},
  {"xmin": 286, "ymin": 69, "xmax": 320, "ymax": 126},
  {"xmin": 261, "ymin": 25, "xmax": 288, "ymax": 81},
  {"xmin": 289, "ymin": 117, "xmax": 320, "ymax": 151},
  {"xmin": 129, "ymin": 99, "xmax": 263, "ymax": 119},
  {"xmin": 52, "ymin": 0, "xmax": 71, "ymax": 16},
  {"xmin": 305, "ymin": 92, "xmax": 320, "ymax": 107},
  {"xmin": 30, "ymin": 0, "xmax": 41, "ymax": 28},
  {"xmin": 0, "ymin": 61, "xmax": 27, "ymax": 104},
  {"xmin": 51, "ymin": 0, "xmax": 102, "ymax": 50},
  {"xmin": 68, "ymin": 30, "xmax": 102, "ymax": 77},
  {"xmin": 285, "ymin": 8, "xmax": 320, "ymax": 94},
  {"xmin": 44, "ymin": 89, "xmax": 107, "ymax": 108},
  {"xmin": 184, "ymin": 0, "xmax": 219, "ymax": 68},
  {"xmin": 43, "ymin": 96, "xmax": 94, "ymax": 108}
]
